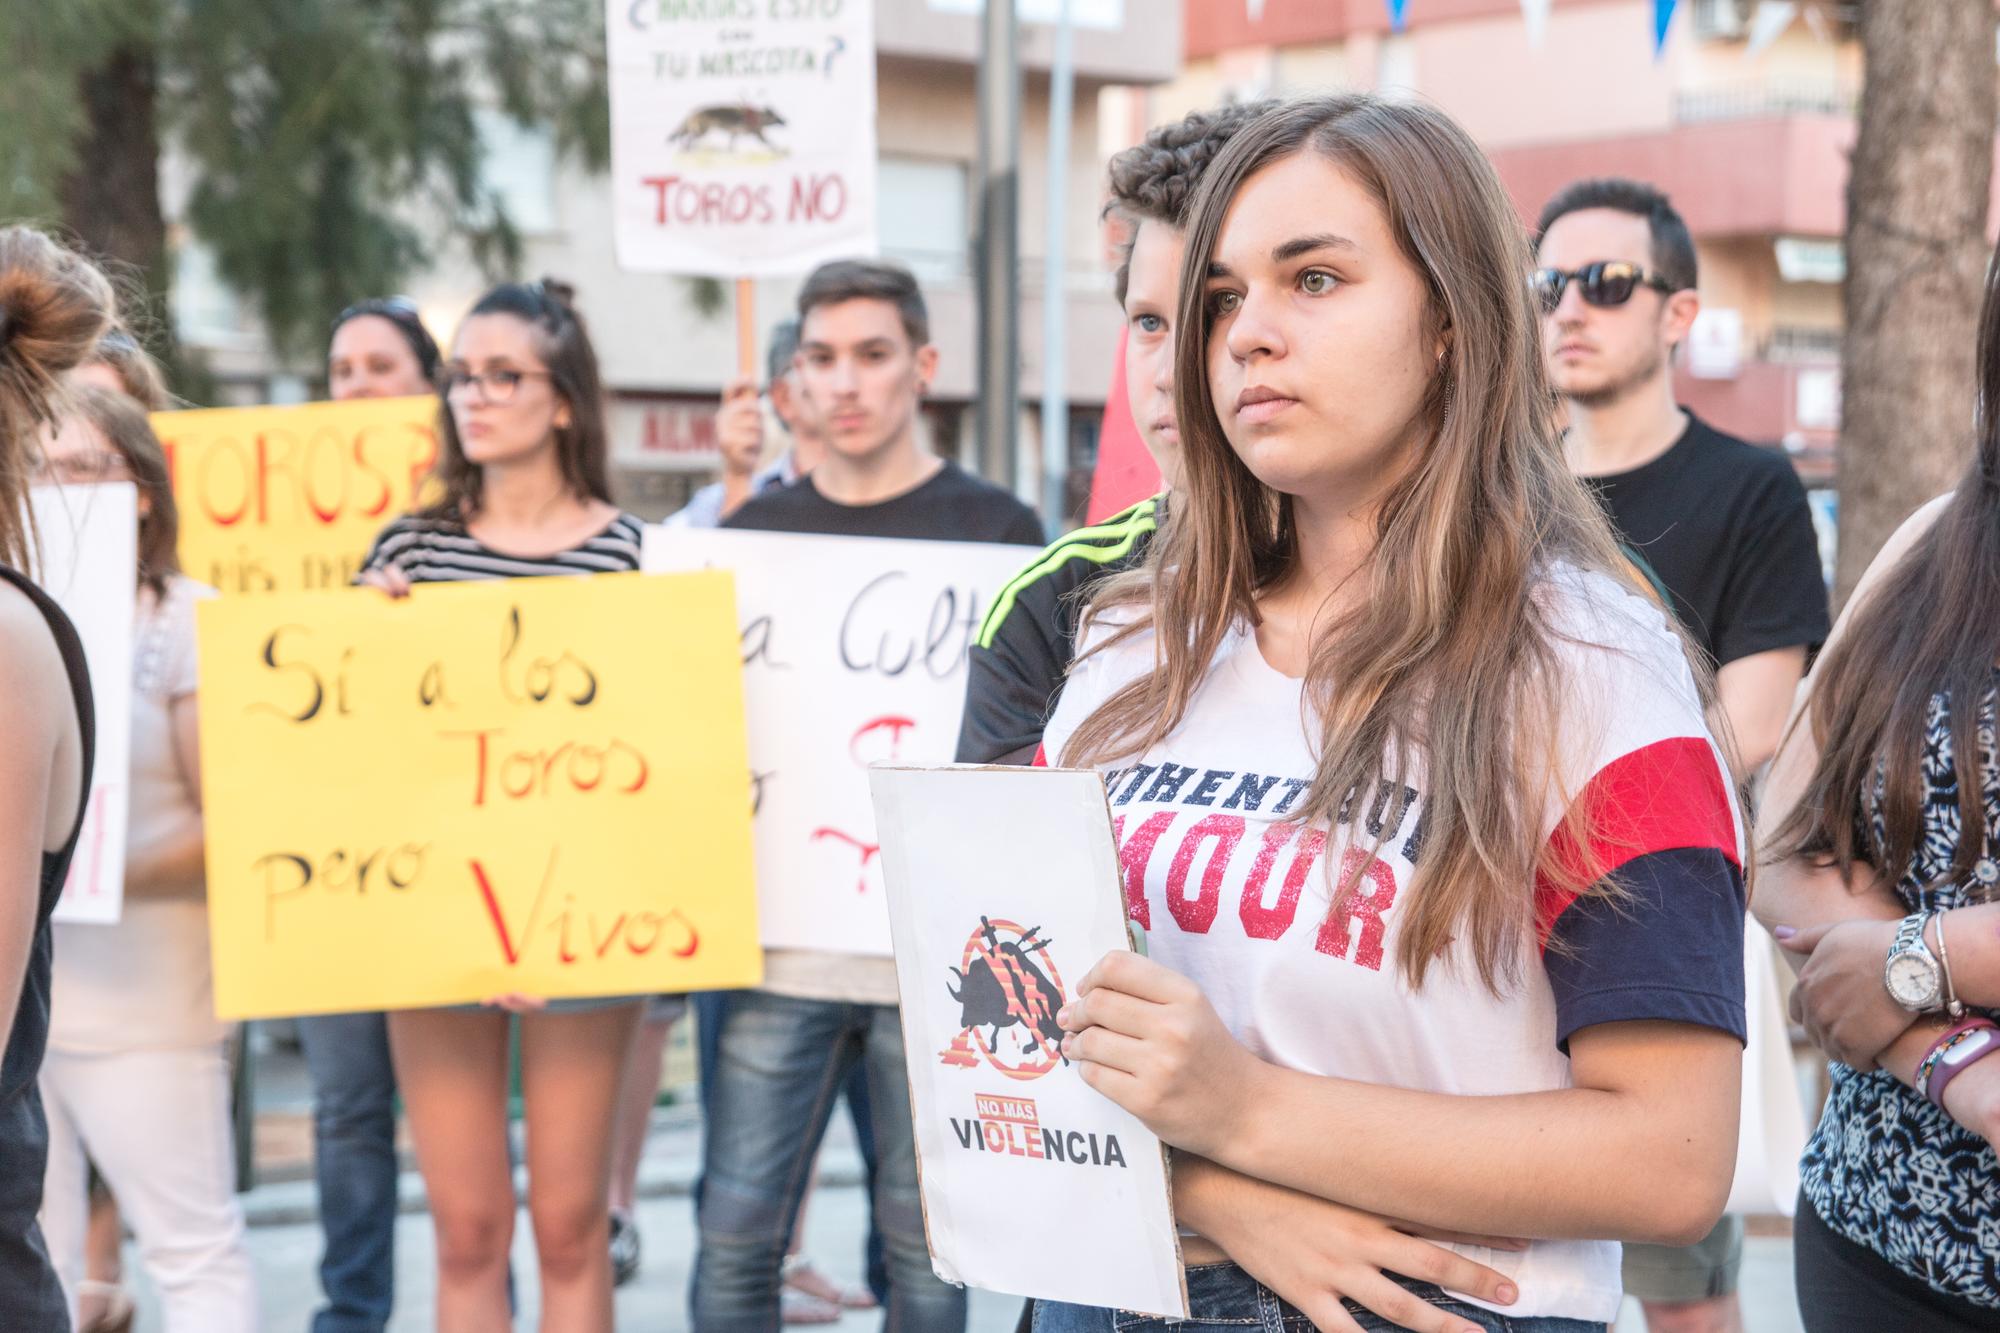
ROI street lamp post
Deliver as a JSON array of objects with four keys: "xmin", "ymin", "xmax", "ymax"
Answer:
[{"xmin": 974, "ymin": 0, "xmax": 1020, "ymax": 489}]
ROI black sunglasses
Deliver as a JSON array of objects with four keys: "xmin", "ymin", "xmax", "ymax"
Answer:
[{"xmin": 1532, "ymin": 262, "xmax": 1678, "ymax": 314}]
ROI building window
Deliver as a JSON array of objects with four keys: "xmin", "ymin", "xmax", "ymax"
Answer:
[
  {"xmin": 880, "ymin": 156, "xmax": 970, "ymax": 281},
  {"xmin": 476, "ymin": 110, "xmax": 558, "ymax": 236},
  {"xmin": 171, "ymin": 236, "xmax": 253, "ymax": 350}
]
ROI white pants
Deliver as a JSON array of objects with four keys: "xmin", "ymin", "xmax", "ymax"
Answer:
[{"xmin": 40, "ymin": 1043, "xmax": 258, "ymax": 1333}]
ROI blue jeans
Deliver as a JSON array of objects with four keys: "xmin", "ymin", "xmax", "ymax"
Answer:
[
  {"xmin": 1033, "ymin": 1261, "xmax": 1607, "ymax": 1332},
  {"xmin": 841, "ymin": 1060, "xmax": 890, "ymax": 1304},
  {"xmin": 694, "ymin": 990, "xmax": 889, "ymax": 1303},
  {"xmin": 298, "ymin": 1013, "xmax": 398, "ymax": 1333},
  {"xmin": 691, "ymin": 990, "xmax": 965, "ymax": 1331}
]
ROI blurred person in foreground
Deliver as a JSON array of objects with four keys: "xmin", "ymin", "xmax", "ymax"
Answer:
[{"xmin": 0, "ymin": 223, "xmax": 109, "ymax": 1329}]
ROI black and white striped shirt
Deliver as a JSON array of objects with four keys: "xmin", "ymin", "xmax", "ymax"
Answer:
[{"xmin": 359, "ymin": 512, "xmax": 645, "ymax": 584}]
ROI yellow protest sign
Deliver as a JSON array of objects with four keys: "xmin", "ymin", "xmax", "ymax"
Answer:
[
  {"xmin": 156, "ymin": 396, "xmax": 438, "ymax": 595},
  {"xmin": 198, "ymin": 570, "xmax": 762, "ymax": 1018}
]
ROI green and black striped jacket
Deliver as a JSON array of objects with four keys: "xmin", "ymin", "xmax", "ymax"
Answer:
[{"xmin": 955, "ymin": 496, "xmax": 1162, "ymax": 765}]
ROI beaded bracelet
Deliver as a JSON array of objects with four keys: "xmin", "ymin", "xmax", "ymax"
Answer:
[{"xmin": 1916, "ymin": 1017, "xmax": 2000, "ymax": 1110}]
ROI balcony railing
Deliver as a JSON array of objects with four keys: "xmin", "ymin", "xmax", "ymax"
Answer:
[
  {"xmin": 1761, "ymin": 326, "xmax": 1844, "ymax": 364},
  {"xmin": 1674, "ymin": 80, "xmax": 1858, "ymax": 125}
]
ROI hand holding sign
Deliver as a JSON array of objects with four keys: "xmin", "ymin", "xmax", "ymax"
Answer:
[{"xmin": 1057, "ymin": 950, "xmax": 1262, "ymax": 1161}]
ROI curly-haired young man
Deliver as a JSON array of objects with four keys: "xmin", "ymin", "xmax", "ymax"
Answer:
[{"xmin": 956, "ymin": 100, "xmax": 1274, "ymax": 767}]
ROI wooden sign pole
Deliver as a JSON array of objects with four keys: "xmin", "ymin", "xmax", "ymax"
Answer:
[{"xmin": 735, "ymin": 276, "xmax": 757, "ymax": 380}]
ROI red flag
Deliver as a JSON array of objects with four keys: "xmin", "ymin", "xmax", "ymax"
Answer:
[{"xmin": 1084, "ymin": 329, "xmax": 1162, "ymax": 525}]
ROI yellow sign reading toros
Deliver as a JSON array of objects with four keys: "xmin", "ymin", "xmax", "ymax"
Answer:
[
  {"xmin": 156, "ymin": 396, "xmax": 438, "ymax": 595},
  {"xmin": 197, "ymin": 570, "xmax": 763, "ymax": 1018}
]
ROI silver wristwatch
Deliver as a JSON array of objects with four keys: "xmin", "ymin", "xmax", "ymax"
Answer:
[{"xmin": 1884, "ymin": 911, "xmax": 1945, "ymax": 1013}]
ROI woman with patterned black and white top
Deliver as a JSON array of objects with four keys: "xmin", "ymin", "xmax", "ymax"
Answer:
[
  {"xmin": 358, "ymin": 279, "xmax": 643, "ymax": 1333},
  {"xmin": 1757, "ymin": 247, "xmax": 2000, "ymax": 1332}
]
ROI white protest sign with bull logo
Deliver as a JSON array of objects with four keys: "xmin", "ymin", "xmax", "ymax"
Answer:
[
  {"xmin": 643, "ymin": 527, "xmax": 1036, "ymax": 956},
  {"xmin": 29, "ymin": 483, "xmax": 138, "ymax": 925},
  {"xmin": 870, "ymin": 764, "xmax": 1188, "ymax": 1317},
  {"xmin": 607, "ymin": 0, "xmax": 877, "ymax": 276}
]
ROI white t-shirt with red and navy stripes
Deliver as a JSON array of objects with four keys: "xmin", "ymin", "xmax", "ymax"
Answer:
[{"xmin": 1040, "ymin": 564, "xmax": 1747, "ymax": 1325}]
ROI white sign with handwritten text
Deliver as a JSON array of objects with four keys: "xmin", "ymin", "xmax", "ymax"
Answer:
[
  {"xmin": 606, "ymin": 0, "xmax": 878, "ymax": 276},
  {"xmin": 644, "ymin": 527, "xmax": 1036, "ymax": 956},
  {"xmin": 30, "ymin": 483, "xmax": 137, "ymax": 926}
]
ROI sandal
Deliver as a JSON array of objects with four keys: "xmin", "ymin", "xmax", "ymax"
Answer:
[
  {"xmin": 77, "ymin": 1279, "xmax": 135, "ymax": 1333},
  {"xmin": 783, "ymin": 1253, "xmax": 878, "ymax": 1310},
  {"xmin": 781, "ymin": 1287, "xmax": 844, "ymax": 1325}
]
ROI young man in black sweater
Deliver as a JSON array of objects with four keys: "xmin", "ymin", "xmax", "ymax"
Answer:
[
  {"xmin": 694, "ymin": 260, "xmax": 1039, "ymax": 1332},
  {"xmin": 1537, "ymin": 178, "xmax": 1829, "ymax": 1333}
]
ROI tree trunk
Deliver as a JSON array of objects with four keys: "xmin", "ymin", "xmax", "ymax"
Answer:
[
  {"xmin": 55, "ymin": 42, "xmax": 187, "ymax": 379},
  {"xmin": 1837, "ymin": 1, "xmax": 1996, "ymax": 605}
]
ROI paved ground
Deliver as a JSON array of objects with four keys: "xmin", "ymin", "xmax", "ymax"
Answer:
[{"xmin": 107, "ymin": 1033, "xmax": 1807, "ymax": 1331}]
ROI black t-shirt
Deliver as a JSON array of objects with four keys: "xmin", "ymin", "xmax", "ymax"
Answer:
[
  {"xmin": 954, "ymin": 496, "xmax": 1161, "ymax": 764},
  {"xmin": 1580, "ymin": 413, "xmax": 1829, "ymax": 668},
  {"xmin": 722, "ymin": 459, "xmax": 1044, "ymax": 546}
]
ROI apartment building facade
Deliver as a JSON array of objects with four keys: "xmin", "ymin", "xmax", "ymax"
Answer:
[
  {"xmin": 1118, "ymin": 0, "xmax": 1877, "ymax": 522},
  {"xmin": 172, "ymin": 0, "xmax": 1181, "ymax": 519}
]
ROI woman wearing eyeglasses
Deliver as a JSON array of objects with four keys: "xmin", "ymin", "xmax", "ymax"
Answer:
[
  {"xmin": 292, "ymin": 295, "xmax": 444, "ymax": 1333},
  {"xmin": 36, "ymin": 386, "xmax": 257, "ymax": 1333},
  {"xmin": 359, "ymin": 279, "xmax": 644, "ymax": 1333}
]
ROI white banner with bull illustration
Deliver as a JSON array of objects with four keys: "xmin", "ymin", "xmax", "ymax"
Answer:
[
  {"xmin": 606, "ymin": 0, "xmax": 878, "ymax": 276},
  {"xmin": 870, "ymin": 764, "xmax": 1187, "ymax": 1317}
]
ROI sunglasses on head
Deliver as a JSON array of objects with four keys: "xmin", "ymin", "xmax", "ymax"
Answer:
[
  {"xmin": 333, "ymin": 295, "xmax": 421, "ymax": 330},
  {"xmin": 1531, "ymin": 262, "xmax": 1678, "ymax": 314}
]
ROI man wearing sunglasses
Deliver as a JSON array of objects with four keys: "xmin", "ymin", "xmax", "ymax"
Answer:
[{"xmin": 1536, "ymin": 180, "xmax": 1829, "ymax": 1333}]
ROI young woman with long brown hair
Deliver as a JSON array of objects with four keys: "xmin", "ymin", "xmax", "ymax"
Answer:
[
  {"xmin": 0, "ymin": 225, "xmax": 110, "ymax": 1326},
  {"xmin": 1754, "ymin": 244, "xmax": 2000, "ymax": 1330},
  {"xmin": 1039, "ymin": 96, "xmax": 1747, "ymax": 1333},
  {"xmin": 360, "ymin": 280, "xmax": 643, "ymax": 1333}
]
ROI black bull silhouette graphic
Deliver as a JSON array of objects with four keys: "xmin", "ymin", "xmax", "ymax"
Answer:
[
  {"xmin": 946, "ymin": 918, "xmax": 1068, "ymax": 1064},
  {"xmin": 668, "ymin": 103, "xmax": 787, "ymax": 152}
]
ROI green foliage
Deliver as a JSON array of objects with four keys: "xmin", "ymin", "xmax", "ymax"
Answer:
[
  {"xmin": 0, "ymin": 0, "xmax": 156, "ymax": 228},
  {"xmin": 1, "ymin": 0, "xmax": 609, "ymax": 361}
]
